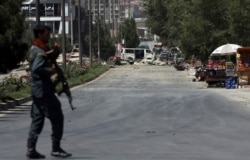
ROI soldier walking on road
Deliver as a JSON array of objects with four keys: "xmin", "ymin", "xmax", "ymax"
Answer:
[{"xmin": 26, "ymin": 25, "xmax": 72, "ymax": 159}]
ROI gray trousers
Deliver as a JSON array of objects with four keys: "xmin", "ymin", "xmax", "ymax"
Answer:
[{"xmin": 27, "ymin": 94, "xmax": 64, "ymax": 146}]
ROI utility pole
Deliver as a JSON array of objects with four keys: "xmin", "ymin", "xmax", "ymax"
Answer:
[
  {"xmin": 88, "ymin": 0, "xmax": 92, "ymax": 66},
  {"xmin": 70, "ymin": 0, "xmax": 75, "ymax": 46},
  {"xmin": 36, "ymin": 0, "xmax": 40, "ymax": 25},
  {"xmin": 78, "ymin": 0, "xmax": 82, "ymax": 67},
  {"xmin": 128, "ymin": 0, "xmax": 131, "ymax": 18},
  {"xmin": 112, "ymin": 0, "xmax": 115, "ymax": 38},
  {"xmin": 103, "ymin": 0, "xmax": 105, "ymax": 20},
  {"xmin": 108, "ymin": 0, "xmax": 111, "ymax": 36},
  {"xmin": 97, "ymin": 0, "xmax": 100, "ymax": 64},
  {"xmin": 122, "ymin": 0, "xmax": 125, "ymax": 47},
  {"xmin": 62, "ymin": 0, "xmax": 66, "ymax": 69}
]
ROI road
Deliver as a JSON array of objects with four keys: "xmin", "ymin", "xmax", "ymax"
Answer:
[{"xmin": 1, "ymin": 65, "xmax": 250, "ymax": 160}]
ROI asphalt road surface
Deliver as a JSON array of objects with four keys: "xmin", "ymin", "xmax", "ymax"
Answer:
[{"xmin": 1, "ymin": 65, "xmax": 250, "ymax": 160}]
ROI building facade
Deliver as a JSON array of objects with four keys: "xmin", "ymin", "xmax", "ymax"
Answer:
[
  {"xmin": 21, "ymin": 0, "xmax": 90, "ymax": 46},
  {"xmin": 21, "ymin": 0, "xmax": 149, "ymax": 45},
  {"xmin": 22, "ymin": 0, "xmax": 71, "ymax": 34},
  {"xmin": 82, "ymin": 0, "xmax": 147, "ymax": 38}
]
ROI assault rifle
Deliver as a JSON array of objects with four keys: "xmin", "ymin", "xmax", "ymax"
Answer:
[
  {"xmin": 53, "ymin": 62, "xmax": 75, "ymax": 110},
  {"xmin": 47, "ymin": 47, "xmax": 75, "ymax": 110}
]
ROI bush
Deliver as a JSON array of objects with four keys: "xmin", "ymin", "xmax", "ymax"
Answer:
[
  {"xmin": 5, "ymin": 86, "xmax": 31, "ymax": 100},
  {"xmin": 64, "ymin": 63, "xmax": 88, "ymax": 78},
  {"xmin": 0, "ymin": 64, "xmax": 110, "ymax": 103},
  {"xmin": 2, "ymin": 76, "xmax": 29, "ymax": 91},
  {"xmin": 0, "ymin": 75, "xmax": 30, "ymax": 102},
  {"xmin": 67, "ymin": 64, "xmax": 110, "ymax": 86}
]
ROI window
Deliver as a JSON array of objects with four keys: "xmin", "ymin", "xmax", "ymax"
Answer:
[
  {"xmin": 21, "ymin": 5, "xmax": 30, "ymax": 16},
  {"xmin": 45, "ymin": 21, "xmax": 53, "ymax": 30},
  {"xmin": 39, "ymin": 4, "xmax": 45, "ymax": 16},
  {"xmin": 54, "ymin": 21, "xmax": 60, "ymax": 34},
  {"xmin": 54, "ymin": 3, "xmax": 61, "ymax": 16},
  {"xmin": 30, "ymin": 4, "xmax": 36, "ymax": 16},
  {"xmin": 45, "ymin": 4, "xmax": 54, "ymax": 16}
]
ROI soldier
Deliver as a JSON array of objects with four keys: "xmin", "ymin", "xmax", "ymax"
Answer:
[{"xmin": 26, "ymin": 25, "xmax": 72, "ymax": 159}]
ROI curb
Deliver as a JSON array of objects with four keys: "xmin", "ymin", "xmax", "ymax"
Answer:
[
  {"xmin": 0, "ymin": 66, "xmax": 110, "ymax": 111},
  {"xmin": 0, "ymin": 96, "xmax": 32, "ymax": 111}
]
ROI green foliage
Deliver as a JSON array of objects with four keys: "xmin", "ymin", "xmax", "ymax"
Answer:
[
  {"xmin": 5, "ymin": 86, "xmax": 31, "ymax": 100},
  {"xmin": 86, "ymin": 18, "xmax": 116, "ymax": 61},
  {"xmin": 0, "ymin": 65, "xmax": 110, "ymax": 103},
  {"xmin": 117, "ymin": 18, "xmax": 140, "ymax": 48},
  {"xmin": 75, "ymin": 64, "xmax": 109, "ymax": 84},
  {"xmin": 64, "ymin": 63, "xmax": 88, "ymax": 78},
  {"xmin": 142, "ymin": 0, "xmax": 250, "ymax": 62},
  {"xmin": 0, "ymin": 76, "xmax": 30, "ymax": 102},
  {"xmin": 0, "ymin": 86, "xmax": 8, "ymax": 101},
  {"xmin": 228, "ymin": 0, "xmax": 250, "ymax": 46},
  {"xmin": 88, "ymin": 64, "xmax": 110, "ymax": 75},
  {"xmin": 0, "ymin": 0, "xmax": 29, "ymax": 73},
  {"xmin": 142, "ymin": 0, "xmax": 168, "ymax": 39},
  {"xmin": 1, "ymin": 76, "xmax": 29, "ymax": 92},
  {"xmin": 60, "ymin": 64, "xmax": 109, "ymax": 88}
]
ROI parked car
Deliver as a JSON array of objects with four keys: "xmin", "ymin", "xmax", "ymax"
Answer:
[
  {"xmin": 67, "ymin": 48, "xmax": 79, "ymax": 63},
  {"xmin": 68, "ymin": 52, "xmax": 90, "ymax": 65},
  {"xmin": 71, "ymin": 48, "xmax": 79, "ymax": 54},
  {"xmin": 68, "ymin": 52, "xmax": 80, "ymax": 63},
  {"xmin": 120, "ymin": 48, "xmax": 155, "ymax": 65}
]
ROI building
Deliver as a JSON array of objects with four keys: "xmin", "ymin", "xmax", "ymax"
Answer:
[
  {"xmin": 22, "ymin": 0, "xmax": 70, "ymax": 34},
  {"xmin": 82, "ymin": 0, "xmax": 148, "ymax": 38},
  {"xmin": 21, "ymin": 0, "xmax": 149, "ymax": 45}
]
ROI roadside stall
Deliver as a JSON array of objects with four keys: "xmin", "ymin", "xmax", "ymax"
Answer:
[
  {"xmin": 236, "ymin": 47, "xmax": 250, "ymax": 88},
  {"xmin": 205, "ymin": 44, "xmax": 242, "ymax": 87},
  {"xmin": 206, "ymin": 56, "xmax": 239, "ymax": 88}
]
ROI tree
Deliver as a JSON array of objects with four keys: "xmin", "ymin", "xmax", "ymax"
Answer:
[
  {"xmin": 228, "ymin": 0, "xmax": 250, "ymax": 46},
  {"xmin": 117, "ymin": 18, "xmax": 140, "ymax": 48},
  {"xmin": 142, "ymin": 0, "xmax": 168, "ymax": 42},
  {"xmin": 142, "ymin": 0, "xmax": 250, "ymax": 62},
  {"xmin": 0, "ymin": 0, "xmax": 28, "ymax": 73},
  {"xmin": 86, "ymin": 18, "xmax": 116, "ymax": 61}
]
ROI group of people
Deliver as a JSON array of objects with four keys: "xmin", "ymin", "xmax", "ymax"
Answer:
[{"xmin": 26, "ymin": 25, "xmax": 72, "ymax": 159}]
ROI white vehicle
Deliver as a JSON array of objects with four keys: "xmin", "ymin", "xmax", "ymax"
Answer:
[
  {"xmin": 68, "ymin": 48, "xmax": 80, "ymax": 63},
  {"xmin": 69, "ymin": 52, "xmax": 80, "ymax": 63},
  {"xmin": 121, "ymin": 48, "xmax": 155, "ymax": 64},
  {"xmin": 68, "ymin": 51, "xmax": 90, "ymax": 65}
]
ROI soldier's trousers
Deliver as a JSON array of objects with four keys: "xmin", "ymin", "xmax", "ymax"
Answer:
[{"xmin": 27, "ymin": 94, "xmax": 64, "ymax": 145}]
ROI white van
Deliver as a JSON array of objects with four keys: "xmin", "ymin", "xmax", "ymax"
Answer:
[{"xmin": 120, "ymin": 48, "xmax": 155, "ymax": 64}]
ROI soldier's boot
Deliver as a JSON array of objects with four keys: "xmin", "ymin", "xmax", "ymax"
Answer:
[
  {"xmin": 51, "ymin": 141, "xmax": 72, "ymax": 158},
  {"xmin": 26, "ymin": 139, "xmax": 45, "ymax": 159}
]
